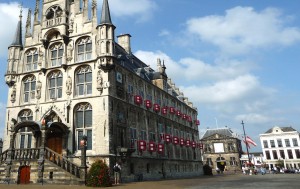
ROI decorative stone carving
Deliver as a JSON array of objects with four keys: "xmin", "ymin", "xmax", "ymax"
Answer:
[
  {"xmin": 38, "ymin": 49, "xmax": 44, "ymax": 66},
  {"xmin": 97, "ymin": 70, "xmax": 104, "ymax": 94},
  {"xmin": 66, "ymin": 76, "xmax": 72, "ymax": 95},
  {"xmin": 67, "ymin": 41, "xmax": 73, "ymax": 62},
  {"xmin": 36, "ymin": 80, "xmax": 42, "ymax": 99},
  {"xmin": 10, "ymin": 85, "xmax": 16, "ymax": 103}
]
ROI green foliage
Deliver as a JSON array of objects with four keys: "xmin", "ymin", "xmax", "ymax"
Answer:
[{"xmin": 86, "ymin": 159, "xmax": 112, "ymax": 187}]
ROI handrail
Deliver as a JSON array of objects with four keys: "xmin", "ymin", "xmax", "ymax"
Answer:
[
  {"xmin": 44, "ymin": 147, "xmax": 82, "ymax": 178},
  {"xmin": 0, "ymin": 150, "xmax": 9, "ymax": 164}
]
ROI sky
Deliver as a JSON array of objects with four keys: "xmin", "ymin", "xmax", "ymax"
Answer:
[{"xmin": 0, "ymin": 0, "xmax": 300, "ymax": 152}]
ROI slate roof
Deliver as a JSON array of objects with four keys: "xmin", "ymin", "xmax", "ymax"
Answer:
[
  {"xmin": 10, "ymin": 14, "xmax": 23, "ymax": 47},
  {"xmin": 100, "ymin": 0, "xmax": 112, "ymax": 25},
  {"xmin": 264, "ymin": 126, "xmax": 297, "ymax": 134},
  {"xmin": 201, "ymin": 127, "xmax": 236, "ymax": 140}
]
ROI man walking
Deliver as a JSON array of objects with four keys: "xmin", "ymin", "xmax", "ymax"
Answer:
[{"xmin": 113, "ymin": 162, "xmax": 121, "ymax": 184}]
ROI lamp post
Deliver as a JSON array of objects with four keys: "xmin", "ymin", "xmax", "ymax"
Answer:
[
  {"xmin": 241, "ymin": 121, "xmax": 251, "ymax": 165},
  {"xmin": 80, "ymin": 136, "xmax": 87, "ymax": 185}
]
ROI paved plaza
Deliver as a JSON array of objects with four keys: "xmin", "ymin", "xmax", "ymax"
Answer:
[{"xmin": 0, "ymin": 173, "xmax": 299, "ymax": 189}]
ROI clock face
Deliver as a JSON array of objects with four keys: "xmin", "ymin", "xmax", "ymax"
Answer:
[{"xmin": 116, "ymin": 72, "xmax": 122, "ymax": 83}]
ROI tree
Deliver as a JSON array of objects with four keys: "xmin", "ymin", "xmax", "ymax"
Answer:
[{"xmin": 86, "ymin": 159, "xmax": 112, "ymax": 187}]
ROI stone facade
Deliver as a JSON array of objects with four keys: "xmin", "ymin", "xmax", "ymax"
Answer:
[
  {"xmin": 1, "ymin": 0, "xmax": 203, "ymax": 184},
  {"xmin": 201, "ymin": 128, "xmax": 242, "ymax": 172}
]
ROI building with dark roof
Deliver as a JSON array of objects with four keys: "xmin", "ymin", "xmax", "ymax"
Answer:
[
  {"xmin": 0, "ymin": 0, "xmax": 202, "ymax": 184},
  {"xmin": 260, "ymin": 126, "xmax": 300, "ymax": 170},
  {"xmin": 200, "ymin": 127, "xmax": 243, "ymax": 172}
]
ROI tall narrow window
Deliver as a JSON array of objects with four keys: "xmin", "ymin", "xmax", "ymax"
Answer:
[
  {"xmin": 76, "ymin": 66, "xmax": 92, "ymax": 96},
  {"xmin": 48, "ymin": 71, "xmax": 63, "ymax": 100},
  {"xmin": 263, "ymin": 140, "xmax": 268, "ymax": 148},
  {"xmin": 18, "ymin": 109, "xmax": 33, "ymax": 149},
  {"xmin": 23, "ymin": 76, "xmax": 36, "ymax": 103},
  {"xmin": 287, "ymin": 150, "xmax": 293, "ymax": 159},
  {"xmin": 270, "ymin": 140, "xmax": 275, "ymax": 148},
  {"xmin": 277, "ymin": 139, "xmax": 283, "ymax": 147},
  {"xmin": 285, "ymin": 139, "xmax": 291, "ymax": 147},
  {"xmin": 130, "ymin": 128, "xmax": 137, "ymax": 149},
  {"xmin": 272, "ymin": 150, "xmax": 278, "ymax": 159},
  {"xmin": 280, "ymin": 150, "xmax": 285, "ymax": 159},
  {"xmin": 77, "ymin": 37, "xmax": 92, "ymax": 61},
  {"xmin": 25, "ymin": 49, "xmax": 38, "ymax": 72},
  {"xmin": 265, "ymin": 150, "xmax": 271, "ymax": 159},
  {"xmin": 292, "ymin": 138, "xmax": 298, "ymax": 147},
  {"xmin": 75, "ymin": 103, "xmax": 92, "ymax": 150},
  {"xmin": 50, "ymin": 43, "xmax": 63, "ymax": 67}
]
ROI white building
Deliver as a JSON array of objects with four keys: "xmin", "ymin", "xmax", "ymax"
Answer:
[{"xmin": 260, "ymin": 126, "xmax": 300, "ymax": 169}]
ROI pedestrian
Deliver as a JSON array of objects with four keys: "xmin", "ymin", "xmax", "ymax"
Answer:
[{"xmin": 113, "ymin": 162, "xmax": 121, "ymax": 185}]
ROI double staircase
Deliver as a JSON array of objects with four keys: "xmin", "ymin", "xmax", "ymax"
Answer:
[{"xmin": 0, "ymin": 148, "xmax": 85, "ymax": 184}]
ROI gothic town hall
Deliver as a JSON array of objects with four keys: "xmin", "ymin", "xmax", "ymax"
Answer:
[{"xmin": 0, "ymin": 0, "xmax": 202, "ymax": 184}]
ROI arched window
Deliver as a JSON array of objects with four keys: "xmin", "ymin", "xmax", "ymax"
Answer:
[
  {"xmin": 50, "ymin": 43, "xmax": 64, "ymax": 67},
  {"xmin": 48, "ymin": 71, "xmax": 63, "ymax": 99},
  {"xmin": 18, "ymin": 109, "xmax": 33, "ymax": 149},
  {"xmin": 75, "ymin": 65, "xmax": 92, "ymax": 96},
  {"xmin": 18, "ymin": 109, "xmax": 33, "ymax": 122},
  {"xmin": 23, "ymin": 75, "xmax": 36, "ymax": 103},
  {"xmin": 77, "ymin": 37, "xmax": 92, "ymax": 61},
  {"xmin": 74, "ymin": 103, "xmax": 92, "ymax": 150},
  {"xmin": 25, "ymin": 49, "xmax": 38, "ymax": 72}
]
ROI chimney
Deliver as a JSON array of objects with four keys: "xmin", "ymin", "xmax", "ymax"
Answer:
[{"xmin": 117, "ymin": 34, "xmax": 131, "ymax": 54}]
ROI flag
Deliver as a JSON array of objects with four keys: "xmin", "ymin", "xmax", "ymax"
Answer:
[
  {"xmin": 245, "ymin": 136, "xmax": 257, "ymax": 147},
  {"xmin": 243, "ymin": 139, "xmax": 251, "ymax": 149}
]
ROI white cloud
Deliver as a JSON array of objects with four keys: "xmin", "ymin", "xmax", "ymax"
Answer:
[
  {"xmin": 135, "ymin": 50, "xmax": 251, "ymax": 83},
  {"xmin": 108, "ymin": 0, "xmax": 157, "ymax": 22},
  {"xmin": 235, "ymin": 113, "xmax": 272, "ymax": 124},
  {"xmin": 186, "ymin": 6, "xmax": 300, "ymax": 55},
  {"xmin": 181, "ymin": 75, "xmax": 272, "ymax": 104},
  {"xmin": 159, "ymin": 29, "xmax": 170, "ymax": 37},
  {"xmin": 135, "ymin": 50, "xmax": 276, "ymax": 116},
  {"xmin": 0, "ymin": 2, "xmax": 29, "ymax": 58}
]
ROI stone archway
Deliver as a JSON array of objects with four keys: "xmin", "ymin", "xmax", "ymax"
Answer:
[{"xmin": 216, "ymin": 157, "xmax": 227, "ymax": 172}]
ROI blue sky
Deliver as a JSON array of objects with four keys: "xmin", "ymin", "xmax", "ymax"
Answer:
[{"xmin": 0, "ymin": 0, "xmax": 300, "ymax": 152}]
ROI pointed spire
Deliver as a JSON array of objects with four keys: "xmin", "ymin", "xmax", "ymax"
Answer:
[
  {"xmin": 100, "ymin": 0, "xmax": 112, "ymax": 25},
  {"xmin": 34, "ymin": 0, "xmax": 40, "ymax": 24},
  {"xmin": 25, "ymin": 9, "xmax": 32, "ymax": 37},
  {"xmin": 10, "ymin": 5, "xmax": 23, "ymax": 47}
]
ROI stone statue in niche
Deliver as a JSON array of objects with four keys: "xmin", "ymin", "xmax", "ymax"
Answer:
[
  {"xmin": 38, "ymin": 49, "xmax": 44, "ymax": 66},
  {"xmin": 36, "ymin": 80, "xmax": 42, "ymax": 99},
  {"xmin": 67, "ymin": 41, "xmax": 73, "ymax": 62},
  {"xmin": 10, "ymin": 85, "xmax": 16, "ymax": 103},
  {"xmin": 66, "ymin": 76, "xmax": 72, "ymax": 95},
  {"xmin": 97, "ymin": 70, "xmax": 104, "ymax": 94}
]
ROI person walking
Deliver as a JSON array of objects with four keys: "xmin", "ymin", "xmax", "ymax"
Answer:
[{"xmin": 113, "ymin": 162, "xmax": 121, "ymax": 185}]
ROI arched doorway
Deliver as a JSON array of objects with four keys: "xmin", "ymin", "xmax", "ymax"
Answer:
[
  {"xmin": 216, "ymin": 157, "xmax": 227, "ymax": 172},
  {"xmin": 46, "ymin": 124, "xmax": 63, "ymax": 154},
  {"xmin": 19, "ymin": 166, "xmax": 30, "ymax": 184}
]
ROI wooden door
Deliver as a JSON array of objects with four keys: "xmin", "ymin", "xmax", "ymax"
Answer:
[
  {"xmin": 47, "ymin": 136, "xmax": 62, "ymax": 154},
  {"xmin": 19, "ymin": 166, "xmax": 30, "ymax": 184}
]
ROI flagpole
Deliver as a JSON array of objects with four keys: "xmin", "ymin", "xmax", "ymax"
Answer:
[{"xmin": 241, "ymin": 120, "xmax": 251, "ymax": 165}]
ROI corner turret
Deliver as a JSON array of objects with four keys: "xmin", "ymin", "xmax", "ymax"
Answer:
[{"xmin": 97, "ymin": 0, "xmax": 116, "ymax": 72}]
